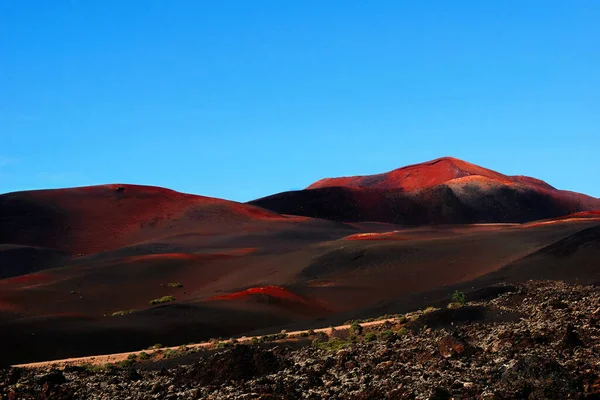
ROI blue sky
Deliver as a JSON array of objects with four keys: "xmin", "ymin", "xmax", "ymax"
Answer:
[{"xmin": 1, "ymin": 1, "xmax": 598, "ymax": 201}]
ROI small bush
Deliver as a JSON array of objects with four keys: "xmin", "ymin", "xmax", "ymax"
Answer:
[
  {"xmin": 117, "ymin": 359, "xmax": 136, "ymax": 368},
  {"xmin": 312, "ymin": 332, "xmax": 329, "ymax": 344},
  {"xmin": 423, "ymin": 306, "xmax": 436, "ymax": 314},
  {"xmin": 80, "ymin": 363, "xmax": 104, "ymax": 373},
  {"xmin": 350, "ymin": 322, "xmax": 363, "ymax": 335},
  {"xmin": 127, "ymin": 353, "xmax": 137, "ymax": 360},
  {"xmin": 167, "ymin": 282, "xmax": 183, "ymax": 288},
  {"xmin": 380, "ymin": 329, "xmax": 396, "ymax": 342},
  {"xmin": 138, "ymin": 352, "xmax": 151, "ymax": 360},
  {"xmin": 149, "ymin": 296, "xmax": 176, "ymax": 305},
  {"xmin": 308, "ymin": 329, "xmax": 315, "ymax": 336},
  {"xmin": 450, "ymin": 290, "xmax": 466, "ymax": 307},
  {"xmin": 364, "ymin": 332, "xmax": 377, "ymax": 342},
  {"xmin": 299, "ymin": 331, "xmax": 309, "ymax": 338},
  {"xmin": 163, "ymin": 349, "xmax": 182, "ymax": 359},
  {"xmin": 251, "ymin": 337, "xmax": 260, "ymax": 345},
  {"xmin": 397, "ymin": 315, "xmax": 408, "ymax": 324},
  {"xmin": 149, "ymin": 343, "xmax": 164, "ymax": 350},
  {"xmin": 262, "ymin": 332, "xmax": 288, "ymax": 342},
  {"xmin": 314, "ymin": 337, "xmax": 350, "ymax": 352}
]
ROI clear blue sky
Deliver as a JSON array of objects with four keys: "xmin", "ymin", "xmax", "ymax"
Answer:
[{"xmin": 1, "ymin": 1, "xmax": 598, "ymax": 201}]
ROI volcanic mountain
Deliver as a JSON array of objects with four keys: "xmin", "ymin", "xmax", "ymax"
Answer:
[
  {"xmin": 1, "ymin": 159, "xmax": 600, "ymax": 365},
  {"xmin": 249, "ymin": 157, "xmax": 600, "ymax": 225}
]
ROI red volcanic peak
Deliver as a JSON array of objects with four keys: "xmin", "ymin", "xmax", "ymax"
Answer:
[{"xmin": 307, "ymin": 157, "xmax": 549, "ymax": 191}]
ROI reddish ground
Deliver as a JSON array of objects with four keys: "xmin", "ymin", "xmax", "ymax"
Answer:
[
  {"xmin": 1, "ymin": 160, "xmax": 600, "ymax": 365},
  {"xmin": 343, "ymin": 232, "xmax": 407, "ymax": 241}
]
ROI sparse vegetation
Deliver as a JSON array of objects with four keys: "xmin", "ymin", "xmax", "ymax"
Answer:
[
  {"xmin": 379, "ymin": 329, "xmax": 396, "ymax": 342},
  {"xmin": 364, "ymin": 332, "xmax": 377, "ymax": 342},
  {"xmin": 163, "ymin": 349, "xmax": 183, "ymax": 359},
  {"xmin": 138, "ymin": 351, "xmax": 151, "ymax": 360},
  {"xmin": 167, "ymin": 282, "xmax": 184, "ymax": 288},
  {"xmin": 148, "ymin": 343, "xmax": 164, "ymax": 350},
  {"xmin": 314, "ymin": 337, "xmax": 351, "ymax": 352},
  {"xmin": 80, "ymin": 363, "xmax": 104, "ymax": 373},
  {"xmin": 116, "ymin": 358, "xmax": 136, "ymax": 368},
  {"xmin": 149, "ymin": 295, "xmax": 176, "ymax": 305},
  {"xmin": 111, "ymin": 309, "xmax": 136, "ymax": 316},
  {"xmin": 261, "ymin": 332, "xmax": 288, "ymax": 342}
]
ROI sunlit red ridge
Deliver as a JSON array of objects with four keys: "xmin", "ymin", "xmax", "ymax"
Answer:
[{"xmin": 307, "ymin": 156, "xmax": 553, "ymax": 191}]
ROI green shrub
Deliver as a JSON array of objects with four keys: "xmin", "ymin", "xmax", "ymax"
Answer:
[
  {"xmin": 127, "ymin": 353, "xmax": 137, "ymax": 360},
  {"xmin": 312, "ymin": 332, "xmax": 329, "ymax": 345},
  {"xmin": 397, "ymin": 315, "xmax": 408, "ymax": 324},
  {"xmin": 149, "ymin": 296, "xmax": 176, "ymax": 305},
  {"xmin": 149, "ymin": 343, "xmax": 164, "ymax": 350},
  {"xmin": 167, "ymin": 282, "xmax": 183, "ymax": 288},
  {"xmin": 299, "ymin": 331, "xmax": 309, "ymax": 338},
  {"xmin": 423, "ymin": 306, "xmax": 436, "ymax": 314},
  {"xmin": 380, "ymin": 329, "xmax": 396, "ymax": 342},
  {"xmin": 350, "ymin": 322, "xmax": 363, "ymax": 335},
  {"xmin": 364, "ymin": 332, "xmax": 377, "ymax": 342},
  {"xmin": 307, "ymin": 329, "xmax": 315, "ymax": 336},
  {"xmin": 262, "ymin": 332, "xmax": 288, "ymax": 342},
  {"xmin": 450, "ymin": 290, "xmax": 466, "ymax": 307},
  {"xmin": 138, "ymin": 352, "xmax": 151, "ymax": 360},
  {"xmin": 116, "ymin": 359, "xmax": 136, "ymax": 368},
  {"xmin": 163, "ymin": 349, "xmax": 182, "ymax": 359},
  {"xmin": 314, "ymin": 337, "xmax": 350, "ymax": 352},
  {"xmin": 396, "ymin": 327, "xmax": 408, "ymax": 336},
  {"xmin": 251, "ymin": 337, "xmax": 260, "ymax": 345},
  {"xmin": 80, "ymin": 363, "xmax": 104, "ymax": 373}
]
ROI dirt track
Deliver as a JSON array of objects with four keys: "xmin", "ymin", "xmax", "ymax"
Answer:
[{"xmin": 13, "ymin": 318, "xmax": 398, "ymax": 369}]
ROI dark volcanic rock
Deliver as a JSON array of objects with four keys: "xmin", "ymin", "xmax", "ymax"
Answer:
[
  {"xmin": 176, "ymin": 345, "xmax": 288, "ymax": 387},
  {"xmin": 4, "ymin": 281, "xmax": 600, "ymax": 400}
]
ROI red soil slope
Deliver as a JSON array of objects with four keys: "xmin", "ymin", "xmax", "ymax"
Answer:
[
  {"xmin": 0, "ymin": 184, "xmax": 297, "ymax": 255},
  {"xmin": 307, "ymin": 157, "xmax": 554, "ymax": 191},
  {"xmin": 207, "ymin": 285, "xmax": 329, "ymax": 315}
]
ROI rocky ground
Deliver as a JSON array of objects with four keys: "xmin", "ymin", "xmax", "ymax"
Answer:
[{"xmin": 4, "ymin": 280, "xmax": 600, "ymax": 399}]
